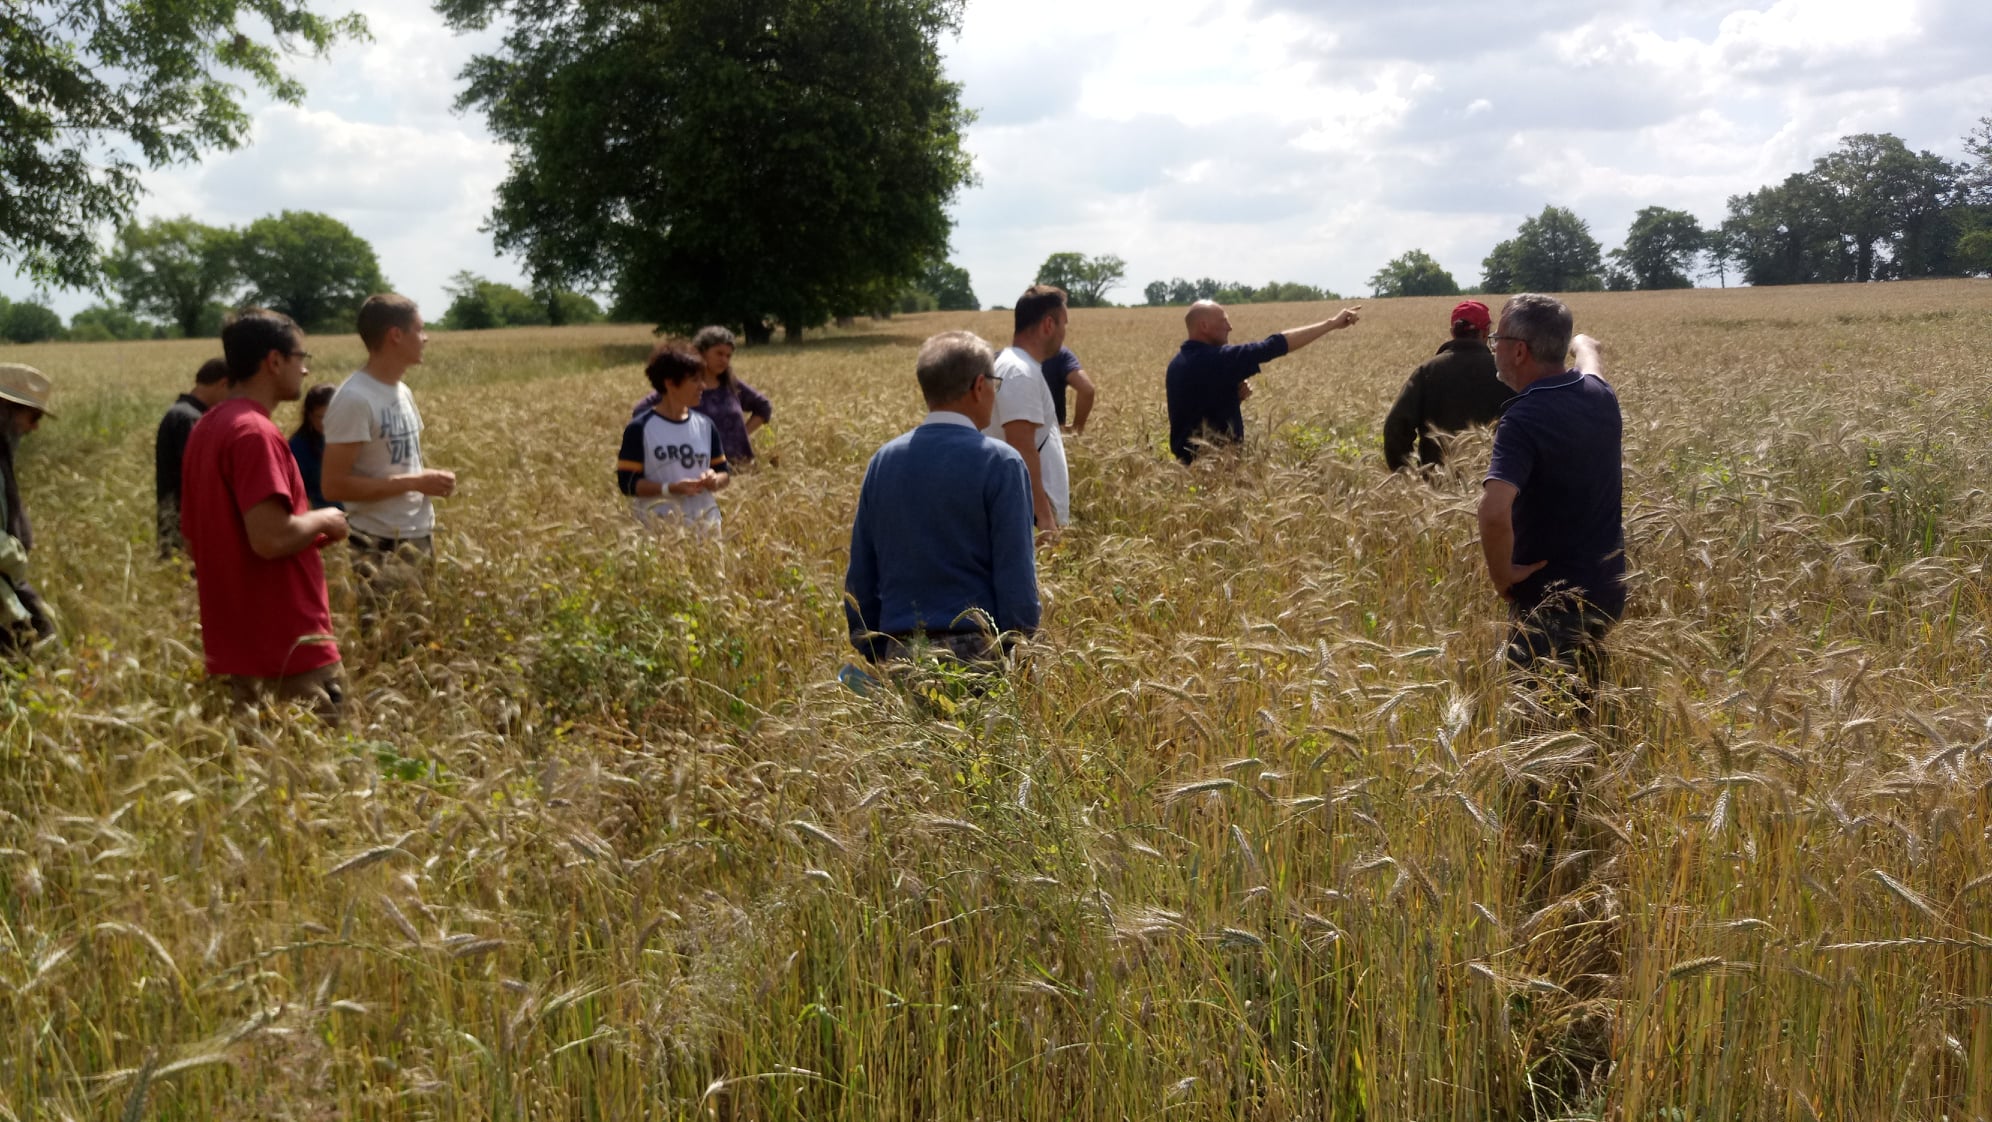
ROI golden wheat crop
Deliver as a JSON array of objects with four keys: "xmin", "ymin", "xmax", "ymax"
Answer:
[{"xmin": 3, "ymin": 279, "xmax": 1991, "ymax": 1119}]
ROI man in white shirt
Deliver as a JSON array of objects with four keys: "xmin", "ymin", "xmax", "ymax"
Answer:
[
  {"xmin": 321, "ymin": 294, "xmax": 456, "ymax": 634},
  {"xmin": 982, "ymin": 284, "xmax": 1070, "ymax": 537}
]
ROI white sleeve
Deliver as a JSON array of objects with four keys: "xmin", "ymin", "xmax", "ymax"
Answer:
[
  {"xmin": 990, "ymin": 373, "xmax": 1049, "ymax": 429},
  {"xmin": 321, "ymin": 386, "xmax": 375, "ymax": 445}
]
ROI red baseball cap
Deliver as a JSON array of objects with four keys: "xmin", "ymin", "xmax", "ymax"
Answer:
[{"xmin": 1450, "ymin": 300, "xmax": 1491, "ymax": 332}]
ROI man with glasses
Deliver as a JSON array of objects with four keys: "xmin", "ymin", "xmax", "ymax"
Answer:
[
  {"xmin": 1382, "ymin": 300, "xmax": 1512, "ymax": 472},
  {"xmin": 181, "ymin": 310, "xmax": 350, "ymax": 718},
  {"xmin": 845, "ymin": 331, "xmax": 1040, "ymax": 669},
  {"xmin": 1477, "ymin": 293, "xmax": 1624, "ymax": 699}
]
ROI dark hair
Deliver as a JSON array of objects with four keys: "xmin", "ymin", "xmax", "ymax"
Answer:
[
  {"xmin": 644, "ymin": 344, "xmax": 705, "ymax": 394},
  {"xmin": 292, "ymin": 384, "xmax": 336, "ymax": 444},
  {"xmin": 357, "ymin": 293, "xmax": 421, "ymax": 351},
  {"xmin": 916, "ymin": 331, "xmax": 994, "ymax": 407},
  {"xmin": 1498, "ymin": 293, "xmax": 1573, "ymax": 367},
  {"xmin": 194, "ymin": 357, "xmax": 229, "ymax": 386},
  {"xmin": 693, "ymin": 325, "xmax": 737, "ymax": 389},
  {"xmin": 220, "ymin": 308, "xmax": 301, "ymax": 385},
  {"xmin": 1013, "ymin": 285, "xmax": 1067, "ymax": 336},
  {"xmin": 1451, "ymin": 322, "xmax": 1483, "ymax": 341}
]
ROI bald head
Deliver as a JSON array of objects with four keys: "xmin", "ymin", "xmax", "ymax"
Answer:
[{"xmin": 1185, "ymin": 300, "xmax": 1231, "ymax": 345}]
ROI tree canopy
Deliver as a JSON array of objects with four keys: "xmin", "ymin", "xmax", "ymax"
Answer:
[
  {"xmin": 1034, "ymin": 253, "xmax": 1126, "ymax": 308},
  {"xmin": 235, "ymin": 211, "xmax": 388, "ymax": 332},
  {"xmin": 442, "ymin": 0, "xmax": 974, "ymax": 343},
  {"xmin": 1610, "ymin": 207, "xmax": 1704, "ymax": 290},
  {"xmin": 105, "ymin": 218, "xmax": 240, "ymax": 338},
  {"xmin": 0, "ymin": 0, "xmax": 366, "ymax": 287},
  {"xmin": 1482, "ymin": 206, "xmax": 1604, "ymax": 294},
  {"xmin": 1368, "ymin": 250, "xmax": 1460, "ymax": 298}
]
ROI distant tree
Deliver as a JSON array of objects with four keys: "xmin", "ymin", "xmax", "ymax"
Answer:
[
  {"xmin": 1603, "ymin": 260, "xmax": 1638, "ymax": 291},
  {"xmin": 1611, "ymin": 207, "xmax": 1704, "ymax": 289},
  {"xmin": 68, "ymin": 304, "xmax": 159, "ymax": 342},
  {"xmin": 1480, "ymin": 240, "xmax": 1519, "ymax": 294},
  {"xmin": 1810, "ymin": 133, "xmax": 1959, "ymax": 282},
  {"xmin": 442, "ymin": 271, "xmax": 548, "ymax": 330},
  {"xmin": 1722, "ymin": 173, "xmax": 1849, "ymax": 286},
  {"xmin": 1484, "ymin": 206, "xmax": 1605, "ymax": 293},
  {"xmin": 1254, "ymin": 280, "xmax": 1332, "ymax": 302},
  {"xmin": 234, "ymin": 211, "xmax": 387, "ymax": 332},
  {"xmin": 921, "ymin": 261, "xmax": 979, "ymax": 311},
  {"xmin": 1963, "ymin": 116, "xmax": 1992, "ymax": 206},
  {"xmin": 0, "ymin": 1, "xmax": 366, "ymax": 288},
  {"xmin": 443, "ymin": 0, "xmax": 974, "ymax": 344},
  {"xmin": 1035, "ymin": 252, "xmax": 1125, "ymax": 307},
  {"xmin": 1192, "ymin": 277, "xmax": 1222, "ymax": 301},
  {"xmin": 1369, "ymin": 249, "xmax": 1460, "ymax": 297},
  {"xmin": 540, "ymin": 287, "xmax": 604, "ymax": 326},
  {"xmin": 104, "ymin": 218, "xmax": 241, "ymax": 338},
  {"xmin": 1169, "ymin": 278, "xmax": 1199, "ymax": 304},
  {"xmin": 1212, "ymin": 282, "xmax": 1257, "ymax": 304},
  {"xmin": 1143, "ymin": 280, "xmax": 1171, "ymax": 306},
  {"xmin": 1701, "ymin": 226, "xmax": 1738, "ymax": 288},
  {"xmin": 0, "ymin": 299, "xmax": 65, "ymax": 344},
  {"xmin": 1959, "ymin": 230, "xmax": 1992, "ymax": 276}
]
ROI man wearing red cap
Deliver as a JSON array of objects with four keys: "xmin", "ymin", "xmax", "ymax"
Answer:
[{"xmin": 1382, "ymin": 299, "xmax": 1513, "ymax": 472}]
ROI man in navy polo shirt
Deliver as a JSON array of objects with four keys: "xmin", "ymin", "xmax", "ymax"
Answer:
[
  {"xmin": 1164, "ymin": 299, "xmax": 1362, "ymax": 464},
  {"xmin": 1477, "ymin": 293, "xmax": 1625, "ymax": 686}
]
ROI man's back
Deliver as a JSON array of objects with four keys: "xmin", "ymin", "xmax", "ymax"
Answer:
[
  {"xmin": 1384, "ymin": 341, "xmax": 1512, "ymax": 469},
  {"xmin": 1487, "ymin": 372, "xmax": 1625, "ymax": 615},
  {"xmin": 845, "ymin": 419, "xmax": 1039, "ymax": 654},
  {"xmin": 1165, "ymin": 335, "xmax": 1287, "ymax": 463},
  {"xmin": 155, "ymin": 394, "xmax": 208, "ymax": 549}
]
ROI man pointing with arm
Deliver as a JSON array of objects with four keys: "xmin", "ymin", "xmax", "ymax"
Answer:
[{"xmin": 1165, "ymin": 299, "xmax": 1361, "ymax": 464}]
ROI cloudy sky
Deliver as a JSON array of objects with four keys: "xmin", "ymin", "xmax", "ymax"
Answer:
[{"xmin": 8, "ymin": 0, "xmax": 1990, "ymax": 320}]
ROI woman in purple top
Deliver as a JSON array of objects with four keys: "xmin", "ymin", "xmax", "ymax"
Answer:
[{"xmin": 631, "ymin": 326, "xmax": 773, "ymax": 464}]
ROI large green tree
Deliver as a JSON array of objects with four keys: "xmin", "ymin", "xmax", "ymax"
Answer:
[
  {"xmin": 1481, "ymin": 206, "xmax": 1604, "ymax": 293},
  {"xmin": 104, "ymin": 217, "xmax": 241, "ymax": 337},
  {"xmin": 235, "ymin": 211, "xmax": 387, "ymax": 332},
  {"xmin": 1610, "ymin": 207, "xmax": 1704, "ymax": 289},
  {"xmin": 920, "ymin": 261, "xmax": 979, "ymax": 311},
  {"xmin": 442, "ymin": 0, "xmax": 974, "ymax": 343},
  {"xmin": 1368, "ymin": 249, "xmax": 1460, "ymax": 297},
  {"xmin": 1034, "ymin": 252, "xmax": 1126, "ymax": 308},
  {"xmin": 1811, "ymin": 133, "xmax": 1959, "ymax": 281},
  {"xmin": 1721, "ymin": 173, "xmax": 1849, "ymax": 286},
  {"xmin": 0, "ymin": 1, "xmax": 365, "ymax": 288}
]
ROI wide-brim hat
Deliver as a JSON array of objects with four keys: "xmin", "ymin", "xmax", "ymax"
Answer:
[{"xmin": 0, "ymin": 364, "xmax": 54, "ymax": 417}]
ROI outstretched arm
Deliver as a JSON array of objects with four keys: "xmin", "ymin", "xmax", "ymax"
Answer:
[
  {"xmin": 1279, "ymin": 306, "xmax": 1362, "ymax": 354},
  {"xmin": 1571, "ymin": 334, "xmax": 1604, "ymax": 376}
]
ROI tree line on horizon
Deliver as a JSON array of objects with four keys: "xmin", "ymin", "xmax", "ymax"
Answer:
[{"xmin": 4, "ymin": 3, "xmax": 1989, "ymax": 348}]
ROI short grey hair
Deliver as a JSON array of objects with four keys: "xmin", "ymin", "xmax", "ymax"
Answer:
[
  {"xmin": 1499, "ymin": 294, "xmax": 1573, "ymax": 367},
  {"xmin": 692, "ymin": 325, "xmax": 737, "ymax": 352},
  {"xmin": 916, "ymin": 331, "xmax": 994, "ymax": 407}
]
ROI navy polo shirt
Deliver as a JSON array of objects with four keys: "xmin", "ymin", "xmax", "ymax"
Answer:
[
  {"xmin": 1165, "ymin": 334, "xmax": 1289, "ymax": 464},
  {"xmin": 1486, "ymin": 371, "xmax": 1626, "ymax": 616}
]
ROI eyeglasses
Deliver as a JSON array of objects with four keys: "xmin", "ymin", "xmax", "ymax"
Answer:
[{"xmin": 289, "ymin": 350, "xmax": 313, "ymax": 360}]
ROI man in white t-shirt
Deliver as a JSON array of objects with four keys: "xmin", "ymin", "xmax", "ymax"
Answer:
[
  {"xmin": 321, "ymin": 294, "xmax": 456, "ymax": 633},
  {"xmin": 982, "ymin": 284, "xmax": 1070, "ymax": 537}
]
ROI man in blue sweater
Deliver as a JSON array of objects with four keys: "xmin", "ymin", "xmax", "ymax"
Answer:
[{"xmin": 845, "ymin": 331, "xmax": 1041, "ymax": 666}]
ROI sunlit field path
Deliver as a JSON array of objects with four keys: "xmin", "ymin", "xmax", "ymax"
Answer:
[{"xmin": 4, "ymin": 278, "xmax": 1992, "ymax": 1119}]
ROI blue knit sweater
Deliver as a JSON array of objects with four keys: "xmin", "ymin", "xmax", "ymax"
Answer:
[{"xmin": 844, "ymin": 413, "xmax": 1040, "ymax": 658}]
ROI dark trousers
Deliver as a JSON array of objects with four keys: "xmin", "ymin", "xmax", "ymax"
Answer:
[{"xmin": 348, "ymin": 532, "xmax": 434, "ymax": 636}]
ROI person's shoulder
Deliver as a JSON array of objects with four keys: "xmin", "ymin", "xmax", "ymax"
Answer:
[
  {"xmin": 993, "ymin": 347, "xmax": 1036, "ymax": 376},
  {"xmin": 328, "ymin": 371, "xmax": 377, "ymax": 401}
]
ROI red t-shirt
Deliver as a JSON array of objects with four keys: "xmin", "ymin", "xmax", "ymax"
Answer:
[{"xmin": 181, "ymin": 398, "xmax": 340, "ymax": 678}]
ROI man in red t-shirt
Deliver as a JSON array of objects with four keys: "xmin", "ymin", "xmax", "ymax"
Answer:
[{"xmin": 181, "ymin": 308, "xmax": 351, "ymax": 717}]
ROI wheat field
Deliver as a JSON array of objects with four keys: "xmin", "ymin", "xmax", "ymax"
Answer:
[{"xmin": 3, "ymin": 279, "xmax": 1992, "ymax": 1119}]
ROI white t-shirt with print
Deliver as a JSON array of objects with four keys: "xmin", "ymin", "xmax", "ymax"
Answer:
[
  {"xmin": 322, "ymin": 370, "xmax": 433, "ymax": 539},
  {"xmin": 981, "ymin": 345, "xmax": 1069, "ymax": 526},
  {"xmin": 619, "ymin": 409, "xmax": 724, "ymax": 527}
]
